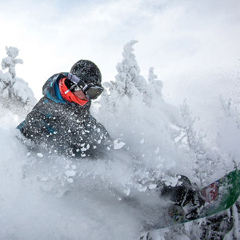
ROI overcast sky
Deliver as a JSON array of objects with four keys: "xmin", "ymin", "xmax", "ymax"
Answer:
[{"xmin": 0, "ymin": 0, "xmax": 240, "ymax": 114}]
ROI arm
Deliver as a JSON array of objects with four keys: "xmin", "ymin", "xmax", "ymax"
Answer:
[{"xmin": 19, "ymin": 109, "xmax": 53, "ymax": 145}]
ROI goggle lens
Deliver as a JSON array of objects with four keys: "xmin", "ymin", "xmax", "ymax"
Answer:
[
  {"xmin": 73, "ymin": 83, "xmax": 103, "ymax": 99},
  {"xmin": 85, "ymin": 85, "xmax": 104, "ymax": 99}
]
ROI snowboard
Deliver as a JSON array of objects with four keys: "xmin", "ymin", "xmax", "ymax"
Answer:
[{"xmin": 140, "ymin": 169, "xmax": 240, "ymax": 238}]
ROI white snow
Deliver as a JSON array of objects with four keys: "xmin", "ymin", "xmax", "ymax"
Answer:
[
  {"xmin": 113, "ymin": 139, "xmax": 126, "ymax": 149},
  {"xmin": 37, "ymin": 153, "xmax": 43, "ymax": 158},
  {"xmin": 1, "ymin": 41, "xmax": 240, "ymax": 240}
]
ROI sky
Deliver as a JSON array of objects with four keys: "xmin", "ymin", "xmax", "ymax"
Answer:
[{"xmin": 0, "ymin": 0, "xmax": 240, "ymax": 118}]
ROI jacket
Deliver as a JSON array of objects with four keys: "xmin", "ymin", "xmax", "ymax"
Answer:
[{"xmin": 17, "ymin": 72, "xmax": 111, "ymax": 158}]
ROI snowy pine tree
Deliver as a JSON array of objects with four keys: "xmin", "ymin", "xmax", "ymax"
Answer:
[
  {"xmin": 100, "ymin": 40, "xmax": 147, "ymax": 117},
  {"xmin": 146, "ymin": 67, "xmax": 163, "ymax": 106},
  {"xmin": 176, "ymin": 100, "xmax": 221, "ymax": 186},
  {"xmin": 0, "ymin": 46, "xmax": 36, "ymax": 111},
  {"xmin": 2, "ymin": 46, "xmax": 23, "ymax": 79},
  {"xmin": 115, "ymin": 40, "xmax": 148, "ymax": 98},
  {"xmin": 217, "ymin": 96, "xmax": 240, "ymax": 169}
]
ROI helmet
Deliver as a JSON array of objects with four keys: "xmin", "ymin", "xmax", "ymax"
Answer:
[
  {"xmin": 70, "ymin": 60, "xmax": 102, "ymax": 86},
  {"xmin": 67, "ymin": 60, "xmax": 104, "ymax": 100}
]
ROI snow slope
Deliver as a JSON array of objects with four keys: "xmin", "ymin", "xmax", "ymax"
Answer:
[
  {"xmin": 0, "ymin": 110, "xmax": 142, "ymax": 240},
  {"xmin": 1, "ymin": 106, "xmax": 178, "ymax": 240},
  {"xmin": 1, "ymin": 94, "xmax": 239, "ymax": 240}
]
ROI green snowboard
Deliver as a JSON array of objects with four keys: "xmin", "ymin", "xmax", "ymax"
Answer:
[
  {"xmin": 140, "ymin": 169, "xmax": 240, "ymax": 240},
  {"xmin": 143, "ymin": 169, "xmax": 240, "ymax": 234},
  {"xmin": 198, "ymin": 169, "xmax": 240, "ymax": 218},
  {"xmin": 167, "ymin": 169, "xmax": 240, "ymax": 227}
]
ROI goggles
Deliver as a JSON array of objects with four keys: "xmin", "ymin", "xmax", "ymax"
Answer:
[
  {"xmin": 73, "ymin": 83, "xmax": 103, "ymax": 100},
  {"xmin": 68, "ymin": 73, "xmax": 104, "ymax": 100}
]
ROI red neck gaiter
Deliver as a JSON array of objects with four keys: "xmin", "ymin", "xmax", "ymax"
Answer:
[{"xmin": 59, "ymin": 78, "xmax": 88, "ymax": 106}]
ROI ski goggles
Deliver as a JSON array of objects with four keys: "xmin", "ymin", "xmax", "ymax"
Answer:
[
  {"xmin": 74, "ymin": 83, "xmax": 104, "ymax": 100},
  {"xmin": 68, "ymin": 73, "xmax": 104, "ymax": 99}
]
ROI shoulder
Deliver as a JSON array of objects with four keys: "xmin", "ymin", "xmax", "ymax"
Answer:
[
  {"xmin": 42, "ymin": 72, "xmax": 68, "ymax": 94},
  {"xmin": 42, "ymin": 72, "xmax": 69, "ymax": 104}
]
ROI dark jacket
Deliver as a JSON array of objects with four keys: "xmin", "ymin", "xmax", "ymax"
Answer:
[{"xmin": 17, "ymin": 73, "xmax": 111, "ymax": 158}]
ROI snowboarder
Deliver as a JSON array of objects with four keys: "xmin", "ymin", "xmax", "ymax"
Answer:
[
  {"xmin": 17, "ymin": 59, "xmax": 204, "ymax": 227},
  {"xmin": 17, "ymin": 60, "xmax": 112, "ymax": 158}
]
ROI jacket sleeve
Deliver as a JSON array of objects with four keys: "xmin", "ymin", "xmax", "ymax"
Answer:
[{"xmin": 18, "ymin": 109, "xmax": 54, "ymax": 145}]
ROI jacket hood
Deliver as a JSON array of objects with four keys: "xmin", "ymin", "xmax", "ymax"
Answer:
[{"xmin": 42, "ymin": 72, "xmax": 68, "ymax": 104}]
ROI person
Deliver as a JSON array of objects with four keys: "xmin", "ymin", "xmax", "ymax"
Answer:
[
  {"xmin": 17, "ymin": 60, "xmax": 112, "ymax": 158},
  {"xmin": 17, "ymin": 59, "xmax": 204, "ymax": 221}
]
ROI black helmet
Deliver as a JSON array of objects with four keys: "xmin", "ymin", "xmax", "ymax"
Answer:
[{"xmin": 70, "ymin": 60, "xmax": 102, "ymax": 86}]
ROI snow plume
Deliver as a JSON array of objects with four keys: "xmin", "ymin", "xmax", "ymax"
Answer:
[
  {"xmin": 0, "ymin": 112, "xmax": 142, "ymax": 240},
  {"xmin": 99, "ymin": 40, "xmax": 240, "ymax": 187},
  {"xmin": 217, "ymin": 96, "xmax": 240, "ymax": 168},
  {"xmin": 99, "ymin": 40, "xmax": 186, "ymax": 180},
  {"xmin": 0, "ymin": 46, "xmax": 36, "ymax": 112}
]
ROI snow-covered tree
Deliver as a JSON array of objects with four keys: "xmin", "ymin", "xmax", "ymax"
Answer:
[
  {"xmin": 2, "ymin": 46, "xmax": 23, "ymax": 79},
  {"xmin": 176, "ymin": 100, "xmax": 221, "ymax": 186},
  {"xmin": 115, "ymin": 40, "xmax": 148, "ymax": 97},
  {"xmin": 217, "ymin": 96, "xmax": 240, "ymax": 168},
  {"xmin": 0, "ymin": 46, "xmax": 36, "ymax": 111},
  {"xmin": 148, "ymin": 67, "xmax": 163, "ymax": 98},
  {"xmin": 100, "ymin": 40, "xmax": 147, "ymax": 116},
  {"xmin": 145, "ymin": 67, "xmax": 163, "ymax": 106}
]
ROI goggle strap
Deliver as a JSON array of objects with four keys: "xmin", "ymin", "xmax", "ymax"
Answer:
[
  {"xmin": 67, "ymin": 73, "xmax": 81, "ymax": 85},
  {"xmin": 68, "ymin": 73, "xmax": 87, "ymax": 89},
  {"xmin": 82, "ymin": 85, "xmax": 89, "ymax": 92}
]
